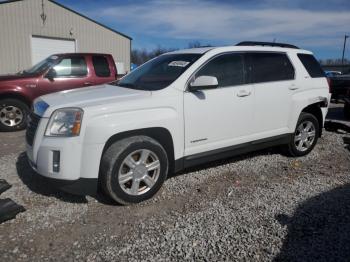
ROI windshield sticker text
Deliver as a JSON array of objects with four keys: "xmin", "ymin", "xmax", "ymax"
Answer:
[{"xmin": 168, "ymin": 61, "xmax": 190, "ymax": 67}]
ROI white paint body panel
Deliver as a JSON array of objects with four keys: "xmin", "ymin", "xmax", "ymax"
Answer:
[
  {"xmin": 28, "ymin": 45, "xmax": 330, "ymax": 181},
  {"xmin": 184, "ymin": 84, "xmax": 254, "ymax": 156}
]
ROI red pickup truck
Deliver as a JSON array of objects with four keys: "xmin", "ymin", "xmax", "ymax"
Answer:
[{"xmin": 0, "ymin": 53, "xmax": 118, "ymax": 131}]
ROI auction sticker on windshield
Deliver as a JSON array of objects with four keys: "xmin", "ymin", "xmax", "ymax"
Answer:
[{"xmin": 168, "ymin": 61, "xmax": 190, "ymax": 67}]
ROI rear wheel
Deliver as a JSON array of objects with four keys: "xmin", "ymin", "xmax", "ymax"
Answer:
[
  {"xmin": 285, "ymin": 113, "xmax": 320, "ymax": 157},
  {"xmin": 0, "ymin": 99, "xmax": 29, "ymax": 132},
  {"xmin": 100, "ymin": 136, "xmax": 168, "ymax": 205}
]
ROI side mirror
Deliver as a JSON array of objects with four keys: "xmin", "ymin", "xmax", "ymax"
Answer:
[
  {"xmin": 45, "ymin": 68, "xmax": 57, "ymax": 80},
  {"xmin": 189, "ymin": 75, "xmax": 218, "ymax": 91}
]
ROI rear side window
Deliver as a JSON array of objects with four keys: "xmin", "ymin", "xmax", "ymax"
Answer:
[
  {"xmin": 246, "ymin": 52, "xmax": 294, "ymax": 84},
  {"xmin": 92, "ymin": 56, "xmax": 111, "ymax": 77},
  {"xmin": 297, "ymin": 54, "xmax": 325, "ymax": 78},
  {"xmin": 196, "ymin": 53, "xmax": 245, "ymax": 87}
]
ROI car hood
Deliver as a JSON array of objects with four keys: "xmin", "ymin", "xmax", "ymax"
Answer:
[
  {"xmin": 0, "ymin": 73, "xmax": 36, "ymax": 81},
  {"xmin": 39, "ymin": 84, "xmax": 152, "ymax": 116}
]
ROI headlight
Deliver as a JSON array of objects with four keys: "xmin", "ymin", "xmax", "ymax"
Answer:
[{"xmin": 45, "ymin": 108, "xmax": 83, "ymax": 137}]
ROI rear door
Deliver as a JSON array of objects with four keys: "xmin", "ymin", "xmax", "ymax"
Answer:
[
  {"xmin": 38, "ymin": 55, "xmax": 91, "ymax": 94},
  {"xmin": 245, "ymin": 52, "xmax": 295, "ymax": 138}
]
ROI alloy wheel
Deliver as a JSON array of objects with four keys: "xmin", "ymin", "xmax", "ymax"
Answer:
[
  {"xmin": 294, "ymin": 120, "xmax": 316, "ymax": 152},
  {"xmin": 0, "ymin": 106, "xmax": 24, "ymax": 127},
  {"xmin": 118, "ymin": 149, "xmax": 161, "ymax": 196}
]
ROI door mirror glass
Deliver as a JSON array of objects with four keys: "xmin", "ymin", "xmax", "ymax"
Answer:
[
  {"xmin": 45, "ymin": 68, "xmax": 57, "ymax": 80},
  {"xmin": 189, "ymin": 75, "xmax": 218, "ymax": 91}
]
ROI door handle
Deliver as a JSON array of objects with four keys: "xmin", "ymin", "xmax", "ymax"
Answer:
[
  {"xmin": 289, "ymin": 85, "xmax": 299, "ymax": 90},
  {"xmin": 84, "ymin": 82, "xmax": 92, "ymax": 86},
  {"xmin": 237, "ymin": 90, "xmax": 251, "ymax": 97}
]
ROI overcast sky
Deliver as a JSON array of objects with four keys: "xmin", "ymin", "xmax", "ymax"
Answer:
[{"xmin": 57, "ymin": 0, "xmax": 350, "ymax": 59}]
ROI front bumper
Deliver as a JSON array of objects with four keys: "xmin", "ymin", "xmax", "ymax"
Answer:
[
  {"xmin": 26, "ymin": 116, "xmax": 103, "ymax": 196},
  {"xmin": 27, "ymin": 148, "xmax": 98, "ymax": 196}
]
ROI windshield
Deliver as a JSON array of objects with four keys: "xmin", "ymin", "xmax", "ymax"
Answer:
[
  {"xmin": 23, "ymin": 56, "xmax": 59, "ymax": 75},
  {"xmin": 115, "ymin": 53, "xmax": 202, "ymax": 90}
]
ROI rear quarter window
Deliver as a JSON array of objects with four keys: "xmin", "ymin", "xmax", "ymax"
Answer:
[
  {"xmin": 297, "ymin": 54, "xmax": 325, "ymax": 78},
  {"xmin": 92, "ymin": 56, "xmax": 111, "ymax": 77}
]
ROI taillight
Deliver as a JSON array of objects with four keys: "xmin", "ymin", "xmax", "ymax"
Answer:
[{"xmin": 326, "ymin": 77, "xmax": 331, "ymax": 93}]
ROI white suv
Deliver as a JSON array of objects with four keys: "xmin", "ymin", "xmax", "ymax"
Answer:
[{"xmin": 26, "ymin": 42, "xmax": 330, "ymax": 204}]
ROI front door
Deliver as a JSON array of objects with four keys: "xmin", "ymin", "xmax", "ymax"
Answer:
[
  {"xmin": 39, "ymin": 55, "xmax": 91, "ymax": 94},
  {"xmin": 184, "ymin": 53, "xmax": 254, "ymax": 156}
]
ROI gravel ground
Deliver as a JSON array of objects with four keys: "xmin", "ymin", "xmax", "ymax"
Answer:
[{"xmin": 0, "ymin": 124, "xmax": 350, "ymax": 261}]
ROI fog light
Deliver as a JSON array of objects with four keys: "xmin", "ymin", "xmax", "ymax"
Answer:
[{"xmin": 52, "ymin": 150, "xmax": 60, "ymax": 172}]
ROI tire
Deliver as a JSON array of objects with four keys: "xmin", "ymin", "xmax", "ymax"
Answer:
[
  {"xmin": 285, "ymin": 112, "xmax": 320, "ymax": 157},
  {"xmin": 344, "ymin": 102, "xmax": 350, "ymax": 119},
  {"xmin": 100, "ymin": 136, "xmax": 169, "ymax": 205},
  {"xmin": 0, "ymin": 99, "xmax": 29, "ymax": 132}
]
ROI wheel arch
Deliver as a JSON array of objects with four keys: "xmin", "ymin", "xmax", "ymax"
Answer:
[
  {"xmin": 100, "ymin": 127, "xmax": 176, "ymax": 176},
  {"xmin": 301, "ymin": 102, "xmax": 324, "ymax": 137},
  {"xmin": 0, "ymin": 92, "xmax": 32, "ymax": 108}
]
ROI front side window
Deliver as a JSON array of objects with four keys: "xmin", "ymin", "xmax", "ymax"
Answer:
[
  {"xmin": 23, "ymin": 56, "xmax": 58, "ymax": 75},
  {"xmin": 196, "ymin": 53, "xmax": 245, "ymax": 87},
  {"xmin": 92, "ymin": 55, "xmax": 111, "ymax": 77},
  {"xmin": 53, "ymin": 56, "xmax": 87, "ymax": 77},
  {"xmin": 115, "ymin": 53, "xmax": 202, "ymax": 90},
  {"xmin": 246, "ymin": 52, "xmax": 294, "ymax": 83}
]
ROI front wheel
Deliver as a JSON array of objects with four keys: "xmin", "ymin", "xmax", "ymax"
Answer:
[
  {"xmin": 100, "ymin": 136, "xmax": 169, "ymax": 205},
  {"xmin": 0, "ymin": 99, "xmax": 29, "ymax": 132},
  {"xmin": 285, "ymin": 112, "xmax": 320, "ymax": 157}
]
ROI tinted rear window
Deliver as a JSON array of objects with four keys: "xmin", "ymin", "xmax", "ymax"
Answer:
[
  {"xmin": 297, "ymin": 54, "xmax": 325, "ymax": 78},
  {"xmin": 246, "ymin": 52, "xmax": 294, "ymax": 83},
  {"xmin": 92, "ymin": 56, "xmax": 111, "ymax": 77}
]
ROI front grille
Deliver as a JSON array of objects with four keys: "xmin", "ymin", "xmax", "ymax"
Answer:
[{"xmin": 26, "ymin": 112, "xmax": 41, "ymax": 146}]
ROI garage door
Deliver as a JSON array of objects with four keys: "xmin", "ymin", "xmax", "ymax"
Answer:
[{"xmin": 31, "ymin": 36, "xmax": 76, "ymax": 65}]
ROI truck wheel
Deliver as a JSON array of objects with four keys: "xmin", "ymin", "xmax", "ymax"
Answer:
[
  {"xmin": 285, "ymin": 113, "xmax": 320, "ymax": 157},
  {"xmin": 100, "ymin": 136, "xmax": 169, "ymax": 205},
  {"xmin": 344, "ymin": 102, "xmax": 350, "ymax": 119},
  {"xmin": 0, "ymin": 99, "xmax": 29, "ymax": 132}
]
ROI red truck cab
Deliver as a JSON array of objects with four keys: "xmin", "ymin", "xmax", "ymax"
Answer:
[{"xmin": 0, "ymin": 53, "xmax": 117, "ymax": 131}]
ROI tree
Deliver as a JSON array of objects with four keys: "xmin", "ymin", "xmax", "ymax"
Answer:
[
  {"xmin": 188, "ymin": 41, "xmax": 213, "ymax": 48},
  {"xmin": 188, "ymin": 41, "xmax": 202, "ymax": 48},
  {"xmin": 319, "ymin": 58, "xmax": 350, "ymax": 65},
  {"xmin": 131, "ymin": 46, "xmax": 177, "ymax": 65},
  {"xmin": 131, "ymin": 42, "xmax": 213, "ymax": 65}
]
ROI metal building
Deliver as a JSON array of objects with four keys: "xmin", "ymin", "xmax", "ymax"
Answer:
[{"xmin": 0, "ymin": 0, "xmax": 132, "ymax": 74}]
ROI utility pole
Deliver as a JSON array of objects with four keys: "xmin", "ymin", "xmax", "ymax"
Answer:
[{"xmin": 342, "ymin": 34, "xmax": 349, "ymax": 65}]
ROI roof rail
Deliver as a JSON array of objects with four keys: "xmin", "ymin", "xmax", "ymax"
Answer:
[{"xmin": 236, "ymin": 41, "xmax": 299, "ymax": 49}]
